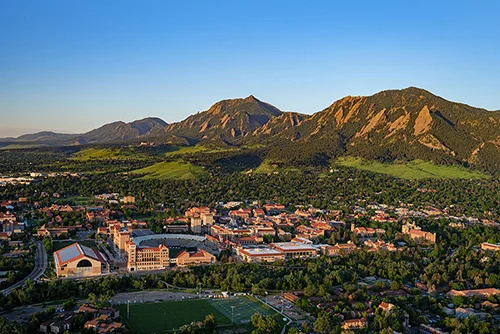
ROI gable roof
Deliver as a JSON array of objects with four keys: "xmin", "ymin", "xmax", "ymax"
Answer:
[
  {"xmin": 176, "ymin": 249, "xmax": 212, "ymax": 259},
  {"xmin": 54, "ymin": 242, "xmax": 107, "ymax": 266}
]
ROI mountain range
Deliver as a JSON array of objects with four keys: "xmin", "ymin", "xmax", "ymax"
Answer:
[
  {"xmin": 2, "ymin": 87, "xmax": 499, "ymax": 172},
  {"xmin": 2, "ymin": 117, "xmax": 167, "ymax": 146}
]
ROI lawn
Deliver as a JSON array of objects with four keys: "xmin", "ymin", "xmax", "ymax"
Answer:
[
  {"xmin": 72, "ymin": 147, "xmax": 147, "ymax": 161},
  {"xmin": 0, "ymin": 143, "xmax": 47, "ymax": 150},
  {"xmin": 206, "ymin": 296, "xmax": 277, "ymax": 323},
  {"xmin": 252, "ymin": 160, "xmax": 300, "ymax": 174},
  {"xmin": 118, "ymin": 299, "xmax": 230, "ymax": 333},
  {"xmin": 117, "ymin": 296, "xmax": 279, "ymax": 333},
  {"xmin": 131, "ymin": 160, "xmax": 208, "ymax": 180},
  {"xmin": 55, "ymin": 196, "xmax": 95, "ymax": 205},
  {"xmin": 164, "ymin": 145, "xmax": 234, "ymax": 157},
  {"xmin": 164, "ymin": 145, "xmax": 211, "ymax": 156},
  {"xmin": 335, "ymin": 157, "xmax": 489, "ymax": 180}
]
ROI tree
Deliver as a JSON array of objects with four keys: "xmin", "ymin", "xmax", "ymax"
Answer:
[
  {"xmin": 203, "ymin": 314, "xmax": 217, "ymax": 333},
  {"xmin": 42, "ymin": 236, "xmax": 53, "ymax": 253},
  {"xmin": 304, "ymin": 284, "xmax": 317, "ymax": 297},
  {"xmin": 62, "ymin": 299, "xmax": 76, "ymax": 311},
  {"xmin": 452, "ymin": 296, "xmax": 465, "ymax": 307},
  {"xmin": 390, "ymin": 279, "xmax": 402, "ymax": 290},
  {"xmin": 251, "ymin": 314, "xmax": 279, "ymax": 334},
  {"xmin": 87, "ymin": 293, "xmax": 98, "ymax": 306},
  {"xmin": 252, "ymin": 284, "xmax": 266, "ymax": 296},
  {"xmin": 313, "ymin": 311, "xmax": 340, "ymax": 334},
  {"xmin": 178, "ymin": 324, "xmax": 196, "ymax": 334},
  {"xmin": 301, "ymin": 321, "xmax": 310, "ymax": 333}
]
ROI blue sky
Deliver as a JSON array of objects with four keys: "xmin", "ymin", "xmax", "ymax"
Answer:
[{"xmin": 1, "ymin": 0, "xmax": 499, "ymax": 136}]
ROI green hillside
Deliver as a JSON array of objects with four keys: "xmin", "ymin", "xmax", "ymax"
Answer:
[
  {"xmin": 131, "ymin": 160, "xmax": 207, "ymax": 180},
  {"xmin": 72, "ymin": 147, "xmax": 147, "ymax": 161},
  {"xmin": 164, "ymin": 145, "xmax": 233, "ymax": 157},
  {"xmin": 252, "ymin": 159, "xmax": 300, "ymax": 174},
  {"xmin": 336, "ymin": 157, "xmax": 489, "ymax": 180}
]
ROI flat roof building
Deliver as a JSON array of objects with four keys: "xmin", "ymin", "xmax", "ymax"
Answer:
[
  {"xmin": 481, "ymin": 242, "xmax": 500, "ymax": 251},
  {"xmin": 237, "ymin": 247, "xmax": 285, "ymax": 263},
  {"xmin": 269, "ymin": 242, "xmax": 318, "ymax": 259}
]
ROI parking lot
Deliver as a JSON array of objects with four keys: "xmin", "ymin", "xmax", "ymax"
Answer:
[
  {"xmin": 110, "ymin": 290, "xmax": 206, "ymax": 305},
  {"xmin": 265, "ymin": 294, "xmax": 308, "ymax": 321}
]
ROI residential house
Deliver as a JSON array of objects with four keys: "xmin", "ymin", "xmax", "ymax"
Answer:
[{"xmin": 342, "ymin": 318, "xmax": 368, "ymax": 330}]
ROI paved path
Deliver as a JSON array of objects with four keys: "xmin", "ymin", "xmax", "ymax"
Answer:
[
  {"xmin": 110, "ymin": 290, "xmax": 204, "ymax": 304},
  {"xmin": 1, "ymin": 303, "xmax": 64, "ymax": 322},
  {"xmin": 1, "ymin": 241, "xmax": 48, "ymax": 296}
]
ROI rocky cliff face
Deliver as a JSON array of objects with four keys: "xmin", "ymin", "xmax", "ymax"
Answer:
[
  {"xmin": 156, "ymin": 95, "xmax": 283, "ymax": 144},
  {"xmin": 4, "ymin": 87, "xmax": 500, "ymax": 172}
]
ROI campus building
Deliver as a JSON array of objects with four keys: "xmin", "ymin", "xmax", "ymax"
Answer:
[
  {"xmin": 176, "ymin": 249, "xmax": 216, "ymax": 266},
  {"xmin": 54, "ymin": 242, "xmax": 109, "ymax": 277},
  {"xmin": 481, "ymin": 242, "xmax": 500, "ymax": 252},
  {"xmin": 37, "ymin": 224, "xmax": 69, "ymax": 238},
  {"xmin": 237, "ymin": 247, "xmax": 285, "ymax": 263},
  {"xmin": 402, "ymin": 222, "xmax": 436, "ymax": 243},
  {"xmin": 342, "ymin": 318, "xmax": 368, "ymax": 330},
  {"xmin": 447, "ymin": 288, "xmax": 500, "ymax": 298},
  {"xmin": 108, "ymin": 222, "xmax": 130, "ymax": 253},
  {"xmin": 185, "ymin": 207, "xmax": 215, "ymax": 234},
  {"xmin": 127, "ymin": 242, "xmax": 170, "ymax": 271},
  {"xmin": 269, "ymin": 242, "xmax": 319, "ymax": 259},
  {"xmin": 321, "ymin": 242, "xmax": 358, "ymax": 256}
]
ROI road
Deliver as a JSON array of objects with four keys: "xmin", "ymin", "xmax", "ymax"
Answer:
[
  {"xmin": 1, "ymin": 241, "xmax": 48, "ymax": 296},
  {"xmin": 0, "ymin": 302, "xmax": 64, "ymax": 323}
]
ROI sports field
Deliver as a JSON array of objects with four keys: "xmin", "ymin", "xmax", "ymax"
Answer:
[
  {"xmin": 117, "ymin": 296, "xmax": 277, "ymax": 333},
  {"xmin": 206, "ymin": 296, "xmax": 276, "ymax": 324}
]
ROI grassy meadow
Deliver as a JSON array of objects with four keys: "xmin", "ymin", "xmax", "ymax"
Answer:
[
  {"xmin": 72, "ymin": 147, "xmax": 147, "ymax": 161},
  {"xmin": 335, "ymin": 157, "xmax": 489, "ymax": 180},
  {"xmin": 131, "ymin": 160, "xmax": 207, "ymax": 180},
  {"xmin": 117, "ymin": 296, "xmax": 278, "ymax": 333},
  {"xmin": 252, "ymin": 160, "xmax": 300, "ymax": 174}
]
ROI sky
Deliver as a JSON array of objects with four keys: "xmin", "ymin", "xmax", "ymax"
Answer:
[{"xmin": 1, "ymin": 0, "xmax": 499, "ymax": 137}]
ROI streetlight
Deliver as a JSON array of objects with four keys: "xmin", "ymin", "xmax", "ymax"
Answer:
[
  {"xmin": 142, "ymin": 279, "xmax": 146, "ymax": 303},
  {"xmin": 265, "ymin": 291, "xmax": 268, "ymax": 305},
  {"xmin": 231, "ymin": 306, "xmax": 235, "ymax": 325}
]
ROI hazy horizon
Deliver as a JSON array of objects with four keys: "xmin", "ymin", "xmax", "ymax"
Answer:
[
  {"xmin": 1, "ymin": 0, "xmax": 500, "ymax": 137},
  {"xmin": 3, "ymin": 86, "xmax": 500, "ymax": 138}
]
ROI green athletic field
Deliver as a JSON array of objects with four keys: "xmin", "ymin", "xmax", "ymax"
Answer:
[
  {"xmin": 117, "ymin": 296, "xmax": 277, "ymax": 333},
  {"xmin": 206, "ymin": 296, "xmax": 276, "ymax": 324}
]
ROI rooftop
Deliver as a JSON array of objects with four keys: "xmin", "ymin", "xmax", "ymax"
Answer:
[
  {"xmin": 54, "ymin": 242, "xmax": 106, "ymax": 266},
  {"xmin": 239, "ymin": 248, "xmax": 283, "ymax": 256},
  {"xmin": 270, "ymin": 242, "xmax": 318, "ymax": 252}
]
